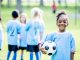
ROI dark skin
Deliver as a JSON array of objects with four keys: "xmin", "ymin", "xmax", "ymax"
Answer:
[
  {"xmin": 57, "ymin": 15, "xmax": 75, "ymax": 60},
  {"xmin": 56, "ymin": 15, "xmax": 68, "ymax": 32},
  {"xmin": 40, "ymin": 15, "xmax": 75, "ymax": 60},
  {"xmin": 71, "ymin": 52, "xmax": 75, "ymax": 60},
  {"xmin": 40, "ymin": 15, "xmax": 68, "ymax": 54},
  {"xmin": 39, "ymin": 47, "xmax": 47, "ymax": 54}
]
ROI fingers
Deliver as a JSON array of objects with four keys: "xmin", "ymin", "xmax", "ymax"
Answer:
[
  {"xmin": 40, "ymin": 48, "xmax": 47, "ymax": 54},
  {"xmin": 42, "ymin": 50, "xmax": 47, "ymax": 54}
]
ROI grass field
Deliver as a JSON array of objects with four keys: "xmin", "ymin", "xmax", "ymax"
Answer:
[{"xmin": 0, "ymin": 6, "xmax": 80, "ymax": 60}]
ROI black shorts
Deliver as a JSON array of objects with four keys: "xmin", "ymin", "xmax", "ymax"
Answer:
[
  {"xmin": 27, "ymin": 45, "xmax": 39, "ymax": 52},
  {"xmin": 8, "ymin": 45, "xmax": 18, "ymax": 51},
  {"xmin": 19, "ymin": 47, "xmax": 27, "ymax": 50}
]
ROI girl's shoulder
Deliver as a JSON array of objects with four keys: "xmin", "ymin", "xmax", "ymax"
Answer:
[
  {"xmin": 46, "ymin": 32, "xmax": 56, "ymax": 37},
  {"xmin": 64, "ymin": 31, "xmax": 73, "ymax": 35},
  {"xmin": 7, "ymin": 20, "xmax": 13, "ymax": 25},
  {"xmin": 55, "ymin": 31, "xmax": 72, "ymax": 34}
]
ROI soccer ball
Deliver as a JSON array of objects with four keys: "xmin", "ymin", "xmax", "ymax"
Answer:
[{"xmin": 42, "ymin": 41, "xmax": 56, "ymax": 56}]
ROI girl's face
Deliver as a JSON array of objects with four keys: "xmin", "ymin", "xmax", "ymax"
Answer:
[
  {"xmin": 20, "ymin": 15, "xmax": 26, "ymax": 23},
  {"xmin": 56, "ymin": 15, "xmax": 68, "ymax": 32}
]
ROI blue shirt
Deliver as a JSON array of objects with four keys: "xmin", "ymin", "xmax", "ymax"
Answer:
[
  {"xmin": 45, "ymin": 31, "xmax": 75, "ymax": 60},
  {"xmin": 7, "ymin": 20, "xmax": 21, "ymax": 45},
  {"xmin": 0, "ymin": 24, "xmax": 3, "ymax": 49},
  {"xmin": 19, "ymin": 24, "xmax": 27, "ymax": 47},
  {"xmin": 26, "ymin": 19, "xmax": 45, "ymax": 45}
]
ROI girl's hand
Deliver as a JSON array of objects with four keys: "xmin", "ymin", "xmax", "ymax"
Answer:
[{"xmin": 40, "ymin": 47, "xmax": 47, "ymax": 54}]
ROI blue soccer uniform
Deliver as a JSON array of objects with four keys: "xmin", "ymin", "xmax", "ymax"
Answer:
[
  {"xmin": 7, "ymin": 20, "xmax": 21, "ymax": 60},
  {"xmin": 19, "ymin": 24, "xmax": 27, "ymax": 49},
  {"xmin": 45, "ymin": 31, "xmax": 75, "ymax": 60},
  {"xmin": 26, "ymin": 18, "xmax": 45, "ymax": 60}
]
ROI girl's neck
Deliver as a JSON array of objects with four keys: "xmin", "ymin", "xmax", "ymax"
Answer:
[{"xmin": 58, "ymin": 30, "xmax": 66, "ymax": 33}]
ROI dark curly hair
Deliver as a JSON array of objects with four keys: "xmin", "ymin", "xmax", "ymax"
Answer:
[{"xmin": 56, "ymin": 11, "xmax": 66, "ymax": 21}]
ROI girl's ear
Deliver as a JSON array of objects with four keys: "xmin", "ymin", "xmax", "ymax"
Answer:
[{"xmin": 66, "ymin": 21, "xmax": 69, "ymax": 26}]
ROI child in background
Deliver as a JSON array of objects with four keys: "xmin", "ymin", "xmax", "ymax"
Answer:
[
  {"xmin": 19, "ymin": 12, "xmax": 28, "ymax": 60},
  {"xmin": 0, "ymin": 16, "xmax": 3, "ymax": 51},
  {"xmin": 51, "ymin": 2, "xmax": 57, "ymax": 14},
  {"xmin": 26, "ymin": 7, "xmax": 45, "ymax": 60},
  {"xmin": 41, "ymin": 11, "xmax": 75, "ymax": 60},
  {"xmin": 6, "ymin": 10, "xmax": 21, "ymax": 60},
  {"xmin": 0, "ymin": 16, "xmax": 3, "ymax": 60}
]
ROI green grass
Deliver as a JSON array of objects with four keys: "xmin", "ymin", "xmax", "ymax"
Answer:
[{"xmin": 1, "ymin": 6, "xmax": 80, "ymax": 60}]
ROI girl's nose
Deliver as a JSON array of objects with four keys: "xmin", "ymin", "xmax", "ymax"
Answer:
[{"xmin": 60, "ymin": 22, "xmax": 64, "ymax": 24}]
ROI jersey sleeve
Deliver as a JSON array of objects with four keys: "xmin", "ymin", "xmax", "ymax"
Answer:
[
  {"xmin": 17, "ymin": 22, "xmax": 21, "ymax": 34},
  {"xmin": 45, "ymin": 33, "xmax": 55, "ymax": 41},
  {"xmin": 6, "ymin": 22, "xmax": 10, "ymax": 33},
  {"xmin": 38, "ymin": 22, "xmax": 45, "ymax": 43},
  {"xmin": 70, "ymin": 34, "xmax": 76, "ymax": 53},
  {"xmin": 25, "ymin": 21, "xmax": 32, "ymax": 31}
]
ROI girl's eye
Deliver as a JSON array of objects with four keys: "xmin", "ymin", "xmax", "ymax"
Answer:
[
  {"xmin": 58, "ymin": 21, "xmax": 62, "ymax": 23},
  {"xmin": 63, "ymin": 20, "xmax": 66, "ymax": 23},
  {"xmin": 58, "ymin": 20, "xmax": 67, "ymax": 23}
]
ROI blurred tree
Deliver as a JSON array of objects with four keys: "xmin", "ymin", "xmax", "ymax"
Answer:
[
  {"xmin": 7, "ymin": 0, "xmax": 11, "ymax": 7},
  {"xmin": 40, "ymin": 0, "xmax": 44, "ymax": 6},
  {"xmin": 0, "ymin": 0, "xmax": 2, "ymax": 2},
  {"xmin": 0, "ymin": 0, "xmax": 2, "ymax": 16},
  {"xmin": 0, "ymin": 0, "xmax": 3, "ymax": 6},
  {"xmin": 58, "ymin": 0, "xmax": 61, "ymax": 7},
  {"xmin": 16, "ymin": 0, "xmax": 22, "ymax": 13},
  {"xmin": 75, "ymin": 0, "xmax": 77, "ymax": 25},
  {"xmin": 27, "ymin": 0, "xmax": 30, "ymax": 7},
  {"xmin": 64, "ymin": 0, "xmax": 68, "ymax": 8}
]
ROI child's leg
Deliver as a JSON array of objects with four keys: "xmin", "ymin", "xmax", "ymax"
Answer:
[
  {"xmin": 39, "ymin": 51, "xmax": 42, "ymax": 60},
  {"xmin": 30, "ymin": 52, "xmax": 33, "ymax": 60},
  {"xmin": 7, "ymin": 51, "xmax": 11, "ymax": 60},
  {"xmin": 35, "ymin": 52, "xmax": 40, "ymax": 60},
  {"xmin": 20, "ymin": 50, "xmax": 23, "ymax": 60},
  {"xmin": 12, "ymin": 51, "xmax": 17, "ymax": 60},
  {"xmin": 0, "ymin": 50, "xmax": 1, "ymax": 60}
]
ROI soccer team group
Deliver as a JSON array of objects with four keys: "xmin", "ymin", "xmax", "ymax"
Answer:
[{"xmin": 0, "ymin": 7, "xmax": 75, "ymax": 60}]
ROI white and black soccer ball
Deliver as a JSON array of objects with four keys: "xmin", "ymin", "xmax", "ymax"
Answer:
[{"xmin": 42, "ymin": 41, "xmax": 56, "ymax": 56}]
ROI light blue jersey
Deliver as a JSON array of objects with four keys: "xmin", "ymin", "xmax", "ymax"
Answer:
[
  {"xmin": 0, "ymin": 24, "xmax": 3, "ymax": 49},
  {"xmin": 45, "ymin": 31, "xmax": 75, "ymax": 60},
  {"xmin": 26, "ymin": 19, "xmax": 44, "ymax": 45},
  {"xmin": 19, "ymin": 24, "xmax": 27, "ymax": 47},
  {"xmin": 7, "ymin": 20, "xmax": 21, "ymax": 45}
]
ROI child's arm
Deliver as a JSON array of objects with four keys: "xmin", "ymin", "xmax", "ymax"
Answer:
[
  {"xmin": 39, "ymin": 32, "xmax": 43, "ymax": 45},
  {"xmin": 70, "ymin": 52, "xmax": 75, "ymax": 60},
  {"xmin": 38, "ymin": 22, "xmax": 45, "ymax": 48},
  {"xmin": 70, "ymin": 34, "xmax": 75, "ymax": 60}
]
